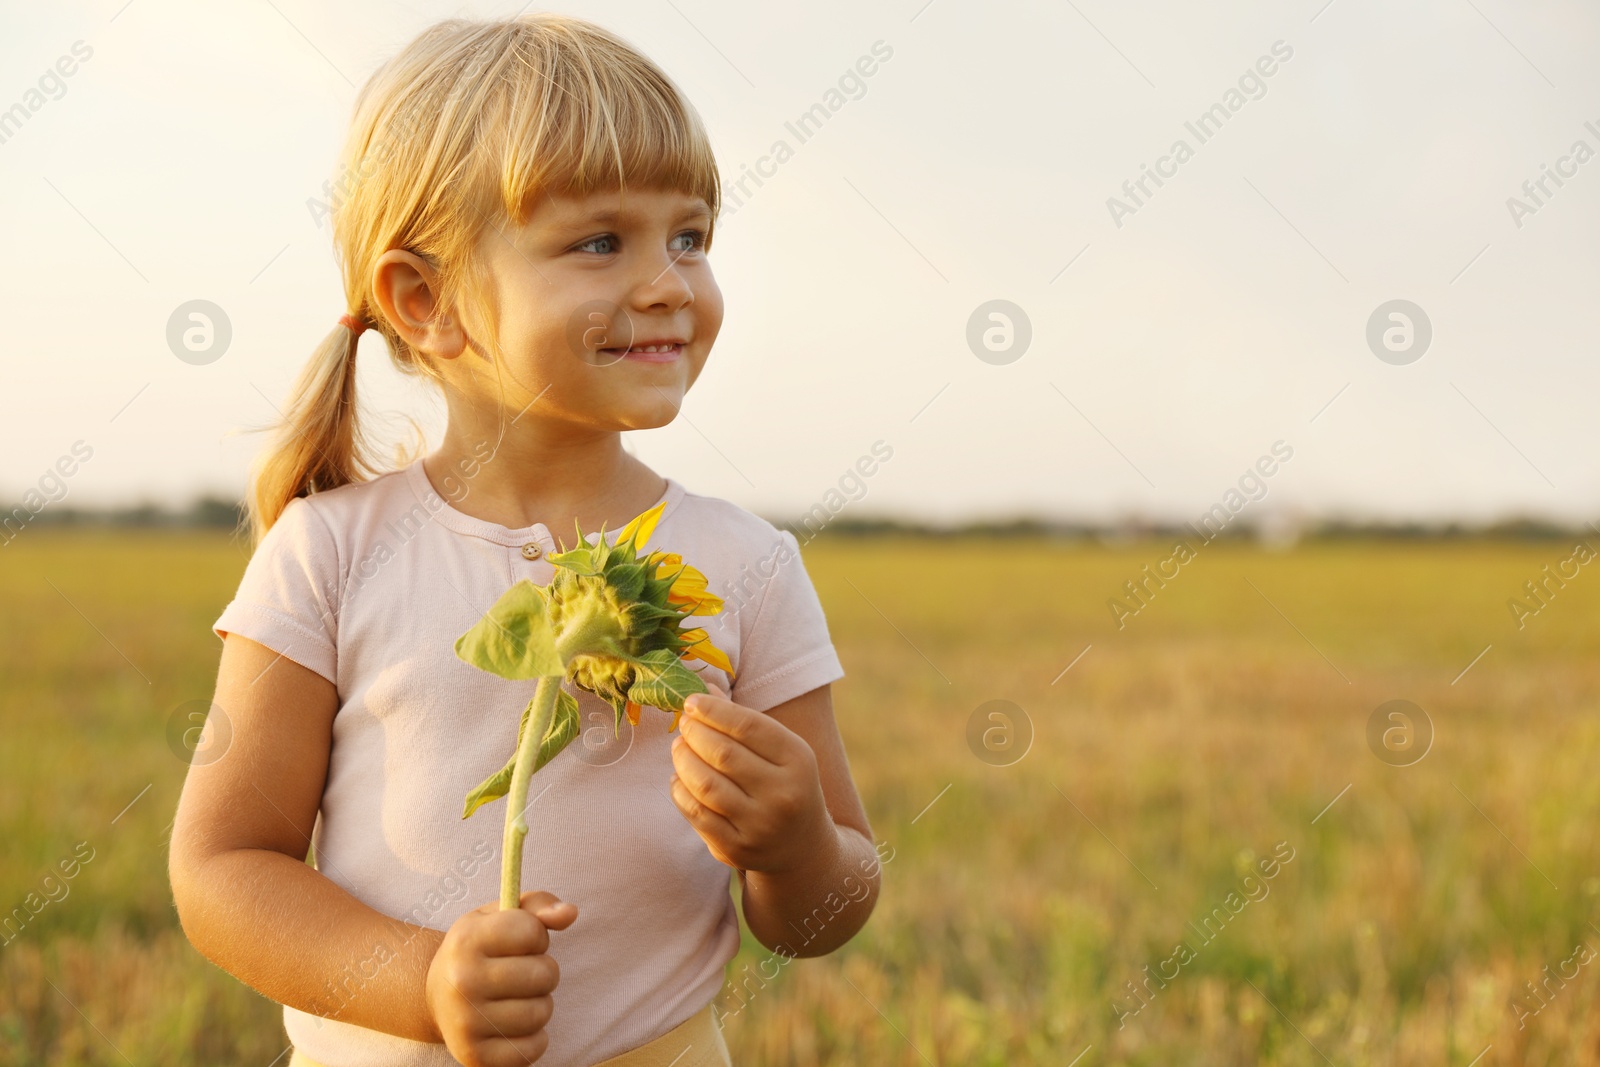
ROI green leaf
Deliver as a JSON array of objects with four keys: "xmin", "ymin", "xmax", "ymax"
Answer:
[
  {"xmin": 605, "ymin": 691, "xmax": 629, "ymax": 739},
  {"xmin": 548, "ymin": 686, "xmax": 580, "ymax": 747},
  {"xmin": 461, "ymin": 688, "xmax": 581, "ymax": 819},
  {"xmin": 548, "ymin": 547, "xmax": 600, "ymax": 576},
  {"xmin": 626, "ymin": 649, "xmax": 707, "ymax": 713},
  {"xmin": 454, "ymin": 580, "xmax": 565, "ymax": 680},
  {"xmin": 608, "ymin": 561, "xmax": 646, "ymax": 602},
  {"xmin": 625, "ymin": 602, "xmax": 683, "ymax": 625},
  {"xmin": 462, "ymin": 761, "xmax": 513, "ymax": 820},
  {"xmin": 633, "ymin": 648, "xmax": 681, "ymax": 671}
]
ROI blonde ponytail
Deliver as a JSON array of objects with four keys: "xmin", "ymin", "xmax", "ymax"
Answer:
[
  {"xmin": 248, "ymin": 317, "xmax": 369, "ymax": 541},
  {"xmin": 245, "ymin": 13, "xmax": 721, "ymax": 542}
]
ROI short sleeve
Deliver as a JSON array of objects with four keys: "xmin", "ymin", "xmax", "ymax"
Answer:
[
  {"xmin": 212, "ymin": 496, "xmax": 341, "ymax": 684},
  {"xmin": 730, "ymin": 530, "xmax": 845, "ymax": 713}
]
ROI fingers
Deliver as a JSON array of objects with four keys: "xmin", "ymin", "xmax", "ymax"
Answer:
[
  {"xmin": 469, "ymin": 897, "xmax": 574, "ymax": 958},
  {"xmin": 677, "ymin": 713, "xmax": 773, "ymax": 785},
  {"xmin": 432, "ymin": 891, "xmax": 576, "ymax": 1067},
  {"xmin": 457, "ymin": 952, "xmax": 561, "ymax": 1001},
  {"xmin": 468, "ymin": 991, "xmax": 555, "ymax": 1036},
  {"xmin": 683, "ymin": 693, "xmax": 787, "ymax": 764},
  {"xmin": 525, "ymin": 894, "xmax": 578, "ymax": 931},
  {"xmin": 472, "ymin": 908, "xmax": 550, "ymax": 957},
  {"xmin": 669, "ymin": 771, "xmax": 739, "ymax": 843},
  {"xmin": 459, "ymin": 893, "xmax": 577, "ymax": 959},
  {"xmin": 518, "ymin": 890, "xmax": 565, "ymax": 914},
  {"xmin": 671, "ymin": 736, "xmax": 749, "ymax": 815}
]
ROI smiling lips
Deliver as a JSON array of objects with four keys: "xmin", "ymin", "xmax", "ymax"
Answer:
[{"xmin": 602, "ymin": 341, "xmax": 684, "ymax": 363}]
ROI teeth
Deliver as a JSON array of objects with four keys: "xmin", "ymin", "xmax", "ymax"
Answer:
[{"xmin": 602, "ymin": 343, "xmax": 679, "ymax": 354}]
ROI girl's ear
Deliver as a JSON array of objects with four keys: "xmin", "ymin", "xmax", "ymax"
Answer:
[{"xmin": 371, "ymin": 249, "xmax": 467, "ymax": 360}]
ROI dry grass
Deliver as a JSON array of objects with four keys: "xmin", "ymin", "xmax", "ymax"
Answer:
[{"xmin": 3, "ymin": 530, "xmax": 1598, "ymax": 1065}]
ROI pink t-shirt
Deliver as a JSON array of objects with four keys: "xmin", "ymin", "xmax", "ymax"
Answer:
[{"xmin": 212, "ymin": 459, "xmax": 845, "ymax": 1067}]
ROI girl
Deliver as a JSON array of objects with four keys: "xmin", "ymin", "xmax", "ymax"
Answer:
[{"xmin": 167, "ymin": 15, "xmax": 880, "ymax": 1067}]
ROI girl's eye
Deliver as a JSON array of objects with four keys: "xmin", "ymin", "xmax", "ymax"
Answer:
[
  {"xmin": 671, "ymin": 229, "xmax": 708, "ymax": 253},
  {"xmin": 576, "ymin": 234, "xmax": 619, "ymax": 255},
  {"xmin": 574, "ymin": 230, "xmax": 707, "ymax": 256}
]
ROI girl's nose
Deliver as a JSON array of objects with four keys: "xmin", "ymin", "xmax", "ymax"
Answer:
[{"xmin": 628, "ymin": 250, "xmax": 696, "ymax": 311}]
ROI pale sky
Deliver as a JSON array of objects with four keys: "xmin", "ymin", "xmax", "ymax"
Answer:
[{"xmin": 3, "ymin": 0, "xmax": 1597, "ymax": 526}]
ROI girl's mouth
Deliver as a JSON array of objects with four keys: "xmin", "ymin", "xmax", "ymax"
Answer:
[{"xmin": 603, "ymin": 343, "xmax": 683, "ymax": 363}]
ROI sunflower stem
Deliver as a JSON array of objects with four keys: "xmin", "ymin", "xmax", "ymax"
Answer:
[
  {"xmin": 500, "ymin": 674, "xmax": 562, "ymax": 910},
  {"xmin": 499, "ymin": 608, "xmax": 624, "ymax": 911}
]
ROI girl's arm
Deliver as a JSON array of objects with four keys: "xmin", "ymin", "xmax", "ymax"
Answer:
[
  {"xmin": 739, "ymin": 684, "xmax": 880, "ymax": 957},
  {"xmin": 167, "ymin": 634, "xmax": 447, "ymax": 1042},
  {"xmin": 669, "ymin": 684, "xmax": 881, "ymax": 958}
]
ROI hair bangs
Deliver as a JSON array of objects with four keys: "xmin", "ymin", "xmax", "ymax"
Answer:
[{"xmin": 488, "ymin": 25, "xmax": 721, "ymax": 238}]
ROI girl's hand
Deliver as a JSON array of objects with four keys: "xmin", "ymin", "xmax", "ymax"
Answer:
[
  {"xmin": 668, "ymin": 693, "xmax": 835, "ymax": 875},
  {"xmin": 424, "ymin": 891, "xmax": 577, "ymax": 1067}
]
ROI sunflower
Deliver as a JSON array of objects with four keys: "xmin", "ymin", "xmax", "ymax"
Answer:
[
  {"xmin": 546, "ymin": 501, "xmax": 734, "ymax": 733},
  {"xmin": 454, "ymin": 499, "xmax": 738, "ymax": 907},
  {"xmin": 453, "ymin": 499, "xmax": 735, "ymax": 820}
]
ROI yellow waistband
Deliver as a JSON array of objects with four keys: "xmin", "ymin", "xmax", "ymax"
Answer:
[
  {"xmin": 288, "ymin": 1003, "xmax": 731, "ymax": 1067},
  {"xmin": 591, "ymin": 1003, "xmax": 731, "ymax": 1067}
]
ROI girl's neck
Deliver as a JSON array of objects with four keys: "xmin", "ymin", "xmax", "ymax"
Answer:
[{"xmin": 425, "ymin": 421, "xmax": 665, "ymax": 537}]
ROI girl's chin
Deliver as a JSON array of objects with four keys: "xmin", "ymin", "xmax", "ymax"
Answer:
[
  {"xmin": 621, "ymin": 395, "xmax": 690, "ymax": 426},
  {"xmin": 530, "ymin": 399, "xmax": 680, "ymax": 423}
]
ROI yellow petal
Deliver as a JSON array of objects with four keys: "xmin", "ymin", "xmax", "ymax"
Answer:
[
  {"xmin": 665, "ymin": 563, "xmax": 724, "ymax": 615},
  {"xmin": 626, "ymin": 700, "xmax": 642, "ymax": 726},
  {"xmin": 614, "ymin": 502, "xmax": 667, "ymax": 552},
  {"xmin": 673, "ymin": 592, "xmax": 724, "ymax": 616},
  {"xmin": 679, "ymin": 628, "xmax": 734, "ymax": 678},
  {"xmin": 672, "ymin": 593, "xmax": 724, "ymax": 617},
  {"xmin": 668, "ymin": 708, "xmax": 683, "ymax": 732},
  {"xmin": 665, "ymin": 561, "xmax": 708, "ymax": 592}
]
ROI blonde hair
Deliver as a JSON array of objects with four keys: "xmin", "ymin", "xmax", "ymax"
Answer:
[{"xmin": 248, "ymin": 14, "xmax": 722, "ymax": 540}]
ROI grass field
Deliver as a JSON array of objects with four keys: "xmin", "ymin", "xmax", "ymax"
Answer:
[{"xmin": 3, "ymin": 530, "xmax": 1600, "ymax": 1065}]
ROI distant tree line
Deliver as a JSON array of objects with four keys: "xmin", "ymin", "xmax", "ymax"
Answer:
[
  {"xmin": 18, "ymin": 497, "xmax": 1597, "ymax": 543},
  {"xmin": 24, "ymin": 497, "xmax": 247, "ymax": 531},
  {"xmin": 799, "ymin": 516, "xmax": 1597, "ymax": 542}
]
